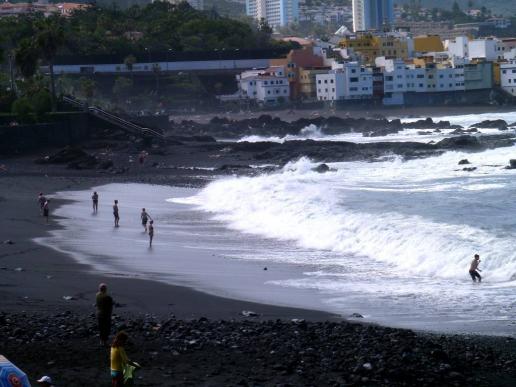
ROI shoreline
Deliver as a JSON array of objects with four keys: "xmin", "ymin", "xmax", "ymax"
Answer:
[
  {"xmin": 0, "ymin": 175, "xmax": 336, "ymax": 322},
  {"xmin": 1, "ymin": 170, "xmax": 516, "ymax": 385}
]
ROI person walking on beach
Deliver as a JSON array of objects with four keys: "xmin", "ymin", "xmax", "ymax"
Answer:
[
  {"xmin": 113, "ymin": 200, "xmax": 120, "ymax": 227},
  {"xmin": 38, "ymin": 192, "xmax": 46, "ymax": 215},
  {"xmin": 140, "ymin": 208, "xmax": 152, "ymax": 232},
  {"xmin": 469, "ymin": 254, "xmax": 482, "ymax": 282},
  {"xmin": 96, "ymin": 283, "xmax": 113, "ymax": 346},
  {"xmin": 92, "ymin": 191, "xmax": 99, "ymax": 213},
  {"xmin": 111, "ymin": 331, "xmax": 139, "ymax": 387},
  {"xmin": 148, "ymin": 220, "xmax": 154, "ymax": 247},
  {"xmin": 43, "ymin": 200, "xmax": 49, "ymax": 224}
]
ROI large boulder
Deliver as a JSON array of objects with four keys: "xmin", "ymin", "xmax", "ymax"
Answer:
[
  {"xmin": 469, "ymin": 120, "xmax": 508, "ymax": 130},
  {"xmin": 436, "ymin": 136, "xmax": 482, "ymax": 149}
]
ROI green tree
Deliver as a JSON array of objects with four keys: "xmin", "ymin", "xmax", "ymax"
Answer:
[
  {"xmin": 34, "ymin": 16, "xmax": 65, "ymax": 111},
  {"xmin": 32, "ymin": 89, "xmax": 52, "ymax": 119},
  {"xmin": 14, "ymin": 39, "xmax": 39, "ymax": 79},
  {"xmin": 11, "ymin": 97, "xmax": 33, "ymax": 124}
]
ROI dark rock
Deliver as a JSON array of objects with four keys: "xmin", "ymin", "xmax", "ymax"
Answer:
[
  {"xmin": 458, "ymin": 159, "xmax": 470, "ymax": 165},
  {"xmin": 97, "ymin": 160, "xmax": 114, "ymax": 170},
  {"xmin": 470, "ymin": 120, "xmax": 508, "ymax": 130},
  {"xmin": 462, "ymin": 167, "xmax": 477, "ymax": 172},
  {"xmin": 217, "ymin": 164, "xmax": 252, "ymax": 171},
  {"xmin": 349, "ymin": 313, "xmax": 364, "ymax": 318},
  {"xmin": 436, "ymin": 136, "xmax": 482, "ymax": 149},
  {"xmin": 312, "ymin": 164, "xmax": 330, "ymax": 173},
  {"xmin": 505, "ymin": 159, "xmax": 516, "ymax": 169}
]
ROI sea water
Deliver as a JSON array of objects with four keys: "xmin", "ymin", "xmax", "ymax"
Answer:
[{"xmin": 39, "ymin": 111, "xmax": 516, "ymax": 335}]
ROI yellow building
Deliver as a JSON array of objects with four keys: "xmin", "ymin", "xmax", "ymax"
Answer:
[
  {"xmin": 339, "ymin": 34, "xmax": 409, "ymax": 65},
  {"xmin": 413, "ymin": 35, "xmax": 444, "ymax": 53},
  {"xmin": 299, "ymin": 68, "xmax": 330, "ymax": 100}
]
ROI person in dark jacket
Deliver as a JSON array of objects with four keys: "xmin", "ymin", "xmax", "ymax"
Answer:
[{"xmin": 96, "ymin": 283, "xmax": 114, "ymax": 346}]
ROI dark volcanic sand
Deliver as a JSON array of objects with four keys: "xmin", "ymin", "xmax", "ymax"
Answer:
[{"xmin": 1, "ymin": 136, "xmax": 516, "ymax": 386}]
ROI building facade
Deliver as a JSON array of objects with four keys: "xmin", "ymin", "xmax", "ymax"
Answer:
[
  {"xmin": 238, "ymin": 67, "xmax": 290, "ymax": 104},
  {"xmin": 316, "ymin": 62, "xmax": 373, "ymax": 101},
  {"xmin": 500, "ymin": 62, "xmax": 516, "ymax": 97},
  {"xmin": 352, "ymin": 0, "xmax": 394, "ymax": 32},
  {"xmin": 245, "ymin": 0, "xmax": 299, "ymax": 29}
]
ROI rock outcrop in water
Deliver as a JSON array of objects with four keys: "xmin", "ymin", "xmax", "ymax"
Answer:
[{"xmin": 171, "ymin": 115, "xmax": 460, "ymax": 140}]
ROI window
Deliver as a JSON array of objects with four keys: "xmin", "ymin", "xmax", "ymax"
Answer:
[
  {"xmin": 417, "ymin": 74, "xmax": 424, "ymax": 79},
  {"xmin": 350, "ymin": 77, "xmax": 358, "ymax": 82},
  {"xmin": 318, "ymin": 80, "xmax": 321, "ymax": 84},
  {"xmin": 325, "ymin": 88, "xmax": 328, "ymax": 92},
  {"xmin": 264, "ymin": 81, "xmax": 268, "ymax": 85},
  {"xmin": 267, "ymin": 90, "xmax": 270, "ymax": 94},
  {"xmin": 330, "ymin": 79, "xmax": 334, "ymax": 83},
  {"xmin": 351, "ymin": 69, "xmax": 356, "ymax": 73},
  {"xmin": 503, "ymin": 70, "xmax": 507, "ymax": 74},
  {"xmin": 419, "ymin": 83, "xmax": 424, "ymax": 87},
  {"xmin": 350, "ymin": 87, "xmax": 358, "ymax": 91},
  {"xmin": 386, "ymin": 76, "xmax": 393, "ymax": 81},
  {"xmin": 324, "ymin": 80, "xmax": 328, "ymax": 84}
]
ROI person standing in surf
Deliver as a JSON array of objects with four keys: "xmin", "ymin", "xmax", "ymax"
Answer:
[
  {"xmin": 43, "ymin": 200, "xmax": 50, "ymax": 224},
  {"xmin": 38, "ymin": 192, "xmax": 46, "ymax": 215},
  {"xmin": 140, "ymin": 208, "xmax": 152, "ymax": 232},
  {"xmin": 469, "ymin": 254, "xmax": 482, "ymax": 282},
  {"xmin": 92, "ymin": 191, "xmax": 99, "ymax": 213},
  {"xmin": 113, "ymin": 200, "xmax": 120, "ymax": 227},
  {"xmin": 148, "ymin": 220, "xmax": 154, "ymax": 247}
]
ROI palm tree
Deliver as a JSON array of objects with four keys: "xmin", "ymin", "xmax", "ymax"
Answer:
[{"xmin": 34, "ymin": 16, "xmax": 65, "ymax": 111}]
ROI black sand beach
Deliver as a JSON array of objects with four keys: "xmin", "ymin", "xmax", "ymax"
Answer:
[{"xmin": 2, "ymin": 118, "xmax": 516, "ymax": 386}]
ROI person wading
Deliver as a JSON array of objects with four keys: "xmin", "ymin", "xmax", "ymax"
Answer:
[
  {"xmin": 113, "ymin": 200, "xmax": 120, "ymax": 227},
  {"xmin": 148, "ymin": 220, "xmax": 154, "ymax": 247},
  {"xmin": 92, "ymin": 191, "xmax": 99, "ymax": 213},
  {"xmin": 96, "ymin": 283, "xmax": 114, "ymax": 346},
  {"xmin": 140, "ymin": 208, "xmax": 152, "ymax": 232},
  {"xmin": 469, "ymin": 254, "xmax": 482, "ymax": 282}
]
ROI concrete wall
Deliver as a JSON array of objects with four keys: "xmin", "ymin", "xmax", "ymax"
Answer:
[{"xmin": 0, "ymin": 112, "xmax": 94, "ymax": 153}]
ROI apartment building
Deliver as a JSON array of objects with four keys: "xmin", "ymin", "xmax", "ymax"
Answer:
[
  {"xmin": 352, "ymin": 0, "xmax": 394, "ymax": 32},
  {"xmin": 245, "ymin": 0, "xmax": 299, "ymax": 29},
  {"xmin": 500, "ymin": 62, "xmax": 516, "ymax": 97},
  {"xmin": 339, "ymin": 33, "xmax": 409, "ymax": 65},
  {"xmin": 316, "ymin": 62, "xmax": 373, "ymax": 101},
  {"xmin": 238, "ymin": 67, "xmax": 290, "ymax": 104}
]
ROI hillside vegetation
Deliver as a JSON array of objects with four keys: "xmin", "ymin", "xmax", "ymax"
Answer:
[{"xmin": 396, "ymin": 0, "xmax": 516, "ymax": 17}]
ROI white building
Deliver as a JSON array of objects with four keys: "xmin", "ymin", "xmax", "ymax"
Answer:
[
  {"xmin": 377, "ymin": 58, "xmax": 465, "ymax": 105},
  {"xmin": 500, "ymin": 62, "xmax": 516, "ymax": 97},
  {"xmin": 446, "ymin": 36, "xmax": 469, "ymax": 59},
  {"xmin": 238, "ymin": 67, "xmax": 290, "ymax": 104},
  {"xmin": 468, "ymin": 39, "xmax": 498, "ymax": 61},
  {"xmin": 316, "ymin": 62, "xmax": 373, "ymax": 101},
  {"xmin": 245, "ymin": 0, "xmax": 299, "ymax": 29}
]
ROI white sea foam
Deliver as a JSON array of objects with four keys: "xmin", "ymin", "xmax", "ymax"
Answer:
[
  {"xmin": 182, "ymin": 147, "xmax": 516, "ymax": 282},
  {"xmin": 234, "ymin": 123, "xmax": 513, "ymax": 144}
]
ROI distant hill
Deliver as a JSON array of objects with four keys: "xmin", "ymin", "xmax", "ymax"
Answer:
[{"xmin": 395, "ymin": 0, "xmax": 516, "ymax": 17}]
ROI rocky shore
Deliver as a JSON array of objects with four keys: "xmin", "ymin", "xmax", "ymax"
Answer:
[{"xmin": 2, "ymin": 312, "xmax": 516, "ymax": 386}]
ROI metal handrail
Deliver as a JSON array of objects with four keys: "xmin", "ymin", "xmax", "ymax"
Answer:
[{"xmin": 62, "ymin": 96, "xmax": 164, "ymax": 139}]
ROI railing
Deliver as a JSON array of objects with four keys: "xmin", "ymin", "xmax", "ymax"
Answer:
[{"xmin": 62, "ymin": 96, "xmax": 164, "ymax": 139}]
